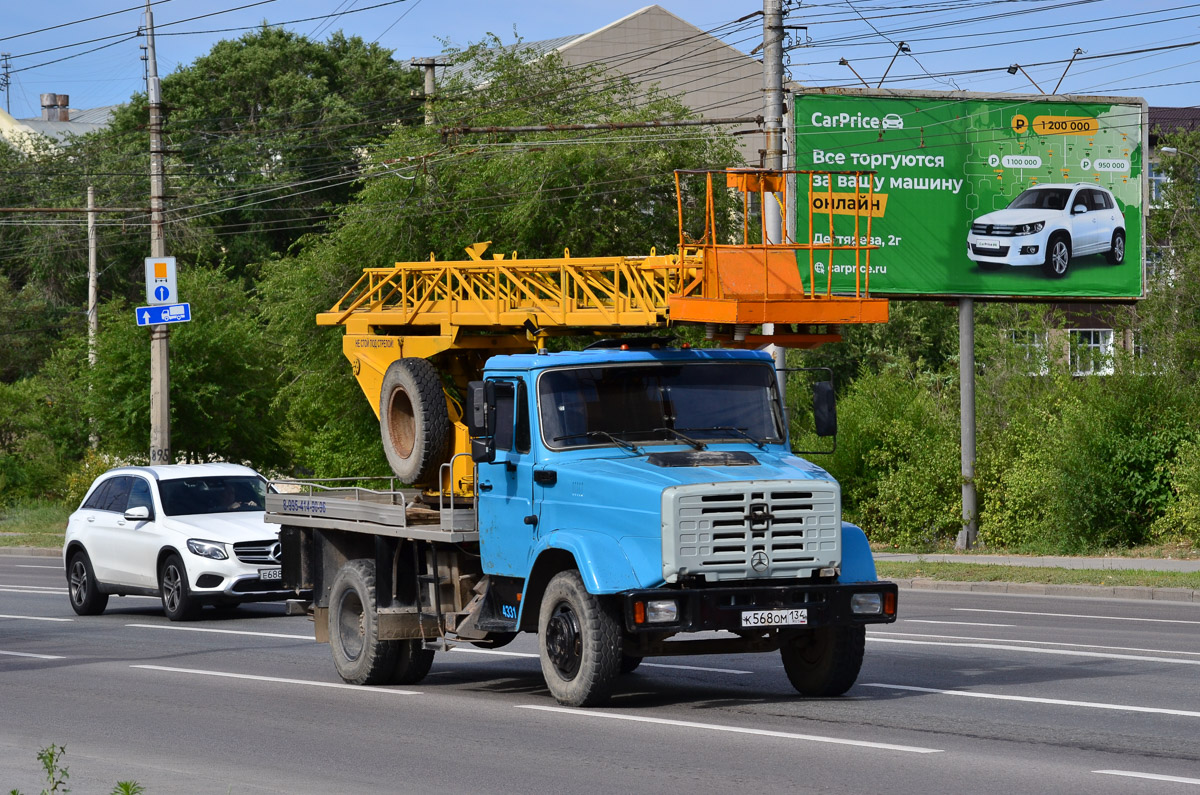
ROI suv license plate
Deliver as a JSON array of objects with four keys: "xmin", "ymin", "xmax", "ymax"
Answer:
[
  {"xmin": 976, "ymin": 239, "xmax": 1001, "ymax": 250},
  {"xmin": 259, "ymin": 567, "xmax": 282, "ymax": 581},
  {"xmin": 740, "ymin": 608, "xmax": 807, "ymax": 628}
]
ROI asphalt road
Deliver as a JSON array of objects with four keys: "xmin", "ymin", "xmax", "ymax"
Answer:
[{"xmin": 3, "ymin": 553, "xmax": 1200, "ymax": 794}]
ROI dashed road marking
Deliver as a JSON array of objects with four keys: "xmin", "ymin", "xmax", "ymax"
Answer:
[
  {"xmin": 0, "ymin": 614, "xmax": 73, "ymax": 622},
  {"xmin": 954, "ymin": 608, "xmax": 1200, "ymax": 625},
  {"xmin": 131, "ymin": 665, "xmax": 420, "ymax": 694},
  {"xmin": 865, "ymin": 683, "xmax": 1200, "ymax": 718},
  {"xmin": 868, "ymin": 636, "xmax": 1200, "ymax": 665},
  {"xmin": 517, "ymin": 705, "xmax": 943, "ymax": 754},
  {"xmin": 126, "ymin": 623, "xmax": 310, "ymax": 640},
  {"xmin": 1, "ymin": 649, "xmax": 64, "ymax": 660},
  {"xmin": 1094, "ymin": 770, "xmax": 1200, "ymax": 785}
]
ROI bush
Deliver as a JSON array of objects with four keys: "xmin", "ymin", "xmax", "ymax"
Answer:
[
  {"xmin": 1152, "ymin": 438, "xmax": 1200, "ymax": 544},
  {"xmin": 815, "ymin": 367, "xmax": 961, "ymax": 548}
]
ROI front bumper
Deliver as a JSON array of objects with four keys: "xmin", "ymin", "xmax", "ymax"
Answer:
[
  {"xmin": 186, "ymin": 556, "xmax": 294, "ymax": 603},
  {"xmin": 966, "ymin": 232, "xmax": 1045, "ymax": 266},
  {"xmin": 620, "ymin": 580, "xmax": 898, "ymax": 633}
]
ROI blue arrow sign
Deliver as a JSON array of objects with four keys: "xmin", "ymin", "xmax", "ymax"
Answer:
[
  {"xmin": 154, "ymin": 284, "xmax": 171, "ymax": 302},
  {"xmin": 135, "ymin": 303, "xmax": 192, "ymax": 326}
]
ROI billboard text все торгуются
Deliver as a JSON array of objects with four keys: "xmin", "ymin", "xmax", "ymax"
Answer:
[{"xmin": 791, "ymin": 90, "xmax": 1146, "ymax": 299}]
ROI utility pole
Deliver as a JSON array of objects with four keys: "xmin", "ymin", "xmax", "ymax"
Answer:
[
  {"xmin": 762, "ymin": 0, "xmax": 788, "ymax": 398},
  {"xmin": 956, "ymin": 299, "xmax": 978, "ymax": 549},
  {"xmin": 410, "ymin": 58, "xmax": 450, "ymax": 126},
  {"xmin": 87, "ymin": 186, "xmax": 98, "ymax": 448},
  {"xmin": 1, "ymin": 53, "xmax": 11, "ymax": 114},
  {"xmin": 145, "ymin": 0, "xmax": 170, "ymax": 464}
]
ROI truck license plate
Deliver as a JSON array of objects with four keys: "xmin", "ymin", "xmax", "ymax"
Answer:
[
  {"xmin": 740, "ymin": 608, "xmax": 807, "ymax": 627},
  {"xmin": 259, "ymin": 567, "xmax": 282, "ymax": 581},
  {"xmin": 975, "ymin": 239, "xmax": 1000, "ymax": 250}
]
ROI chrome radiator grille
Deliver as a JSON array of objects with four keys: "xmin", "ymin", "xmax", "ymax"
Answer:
[
  {"xmin": 662, "ymin": 481, "xmax": 840, "ymax": 582},
  {"xmin": 233, "ymin": 540, "xmax": 282, "ymax": 565}
]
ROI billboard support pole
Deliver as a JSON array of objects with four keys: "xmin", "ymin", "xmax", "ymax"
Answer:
[{"xmin": 956, "ymin": 298, "xmax": 978, "ymax": 550}]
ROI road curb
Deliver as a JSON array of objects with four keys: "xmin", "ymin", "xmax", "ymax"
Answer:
[
  {"xmin": 0, "ymin": 547, "xmax": 60, "ymax": 558},
  {"xmin": 894, "ymin": 578, "xmax": 1198, "ymax": 603}
]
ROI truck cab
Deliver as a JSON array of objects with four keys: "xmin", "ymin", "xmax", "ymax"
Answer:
[{"xmin": 466, "ymin": 343, "xmax": 896, "ymax": 705}]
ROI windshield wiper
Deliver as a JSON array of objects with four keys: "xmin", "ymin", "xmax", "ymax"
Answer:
[
  {"xmin": 553, "ymin": 430, "xmax": 641, "ymax": 454},
  {"xmin": 653, "ymin": 427, "xmax": 707, "ymax": 450},
  {"xmin": 676, "ymin": 426, "xmax": 767, "ymax": 449}
]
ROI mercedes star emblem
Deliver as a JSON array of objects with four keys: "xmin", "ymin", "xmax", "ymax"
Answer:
[{"xmin": 751, "ymin": 551, "xmax": 769, "ymax": 572}]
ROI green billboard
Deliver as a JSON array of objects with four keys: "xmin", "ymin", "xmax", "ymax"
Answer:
[{"xmin": 791, "ymin": 90, "xmax": 1146, "ymax": 299}]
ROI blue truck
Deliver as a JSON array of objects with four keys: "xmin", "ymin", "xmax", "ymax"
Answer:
[{"xmin": 266, "ymin": 342, "xmax": 897, "ymax": 706}]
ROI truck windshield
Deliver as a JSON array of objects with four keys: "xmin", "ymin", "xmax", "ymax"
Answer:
[
  {"xmin": 158, "ymin": 476, "xmax": 267, "ymax": 516},
  {"xmin": 539, "ymin": 362, "xmax": 783, "ymax": 449}
]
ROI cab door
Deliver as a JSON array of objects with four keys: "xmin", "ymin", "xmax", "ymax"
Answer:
[{"xmin": 476, "ymin": 379, "xmax": 538, "ymax": 577}]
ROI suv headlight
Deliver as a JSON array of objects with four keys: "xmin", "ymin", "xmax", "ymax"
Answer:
[
  {"xmin": 1015, "ymin": 221, "xmax": 1045, "ymax": 235},
  {"xmin": 187, "ymin": 539, "xmax": 228, "ymax": 560}
]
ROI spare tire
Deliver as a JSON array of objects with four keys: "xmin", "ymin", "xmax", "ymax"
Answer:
[{"xmin": 380, "ymin": 358, "xmax": 451, "ymax": 486}]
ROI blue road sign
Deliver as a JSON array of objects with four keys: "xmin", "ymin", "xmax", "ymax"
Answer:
[
  {"xmin": 154, "ymin": 285, "xmax": 171, "ymax": 302},
  {"xmin": 135, "ymin": 303, "xmax": 192, "ymax": 326}
]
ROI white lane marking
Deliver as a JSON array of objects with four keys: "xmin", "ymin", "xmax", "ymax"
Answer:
[
  {"xmin": 15, "ymin": 565, "xmax": 61, "ymax": 570},
  {"xmin": 865, "ymin": 684, "xmax": 1200, "ymax": 719},
  {"xmin": 447, "ymin": 647, "xmax": 752, "ymax": 674},
  {"xmin": 1094, "ymin": 770, "xmax": 1200, "ymax": 785},
  {"xmin": 517, "ymin": 705, "xmax": 942, "ymax": 754},
  {"xmin": 641, "ymin": 662, "xmax": 753, "ymax": 675},
  {"xmin": 0, "ymin": 614, "xmax": 73, "ymax": 622},
  {"xmin": 904, "ymin": 620, "xmax": 1014, "ymax": 627},
  {"xmin": 0, "ymin": 586, "xmax": 66, "ymax": 595},
  {"xmin": 1, "ymin": 649, "xmax": 65, "ymax": 660},
  {"xmin": 876, "ymin": 630, "xmax": 1200, "ymax": 659},
  {"xmin": 132, "ymin": 665, "xmax": 420, "ymax": 694},
  {"xmin": 868, "ymin": 636, "xmax": 1200, "ymax": 666},
  {"xmin": 953, "ymin": 608, "xmax": 1200, "ymax": 625},
  {"xmin": 447, "ymin": 647, "xmax": 537, "ymax": 658},
  {"xmin": 126, "ymin": 623, "xmax": 310, "ymax": 640}
]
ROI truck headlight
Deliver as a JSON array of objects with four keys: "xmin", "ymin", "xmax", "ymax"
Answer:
[
  {"xmin": 634, "ymin": 599, "xmax": 679, "ymax": 624},
  {"xmin": 851, "ymin": 592, "xmax": 883, "ymax": 615},
  {"xmin": 187, "ymin": 539, "xmax": 228, "ymax": 560}
]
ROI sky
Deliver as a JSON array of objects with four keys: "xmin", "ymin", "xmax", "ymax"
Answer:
[{"xmin": 2, "ymin": 0, "xmax": 1198, "ymax": 117}]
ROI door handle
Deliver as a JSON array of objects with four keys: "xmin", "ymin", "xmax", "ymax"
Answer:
[
  {"xmin": 86, "ymin": 516, "xmax": 95, "ymax": 523},
  {"xmin": 477, "ymin": 481, "xmax": 493, "ymax": 492},
  {"xmin": 534, "ymin": 469, "xmax": 557, "ymax": 486}
]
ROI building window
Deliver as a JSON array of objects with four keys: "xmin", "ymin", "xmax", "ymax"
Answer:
[
  {"xmin": 1149, "ymin": 160, "xmax": 1169, "ymax": 205},
  {"xmin": 1007, "ymin": 329, "xmax": 1049, "ymax": 375},
  {"xmin": 1069, "ymin": 329, "xmax": 1114, "ymax": 376}
]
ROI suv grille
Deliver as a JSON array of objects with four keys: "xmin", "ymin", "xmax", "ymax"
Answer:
[
  {"xmin": 233, "ymin": 540, "xmax": 282, "ymax": 565},
  {"xmin": 971, "ymin": 222, "xmax": 1017, "ymax": 237},
  {"xmin": 662, "ymin": 481, "xmax": 840, "ymax": 582}
]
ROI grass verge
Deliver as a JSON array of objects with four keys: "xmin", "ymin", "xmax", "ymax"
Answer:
[
  {"xmin": 877, "ymin": 561, "xmax": 1200, "ymax": 590},
  {"xmin": 0, "ymin": 500, "xmax": 68, "ymax": 549}
]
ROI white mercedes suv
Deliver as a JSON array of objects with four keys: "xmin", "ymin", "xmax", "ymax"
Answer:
[
  {"xmin": 63, "ymin": 463, "xmax": 293, "ymax": 620},
  {"xmin": 967, "ymin": 183, "xmax": 1125, "ymax": 278}
]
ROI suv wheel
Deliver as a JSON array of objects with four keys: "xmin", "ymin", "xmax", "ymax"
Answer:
[
  {"xmin": 160, "ymin": 554, "xmax": 201, "ymax": 621},
  {"xmin": 1106, "ymin": 230, "xmax": 1125, "ymax": 264},
  {"xmin": 67, "ymin": 550, "xmax": 109, "ymax": 616},
  {"xmin": 1042, "ymin": 232, "xmax": 1071, "ymax": 278}
]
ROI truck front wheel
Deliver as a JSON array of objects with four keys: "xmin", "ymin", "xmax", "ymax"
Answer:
[
  {"xmin": 329, "ymin": 560, "xmax": 398, "ymax": 685},
  {"xmin": 537, "ymin": 570, "xmax": 622, "ymax": 707},
  {"xmin": 780, "ymin": 625, "xmax": 865, "ymax": 697}
]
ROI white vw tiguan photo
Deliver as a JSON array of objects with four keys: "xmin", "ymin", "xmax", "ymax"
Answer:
[{"xmin": 966, "ymin": 183, "xmax": 1125, "ymax": 278}]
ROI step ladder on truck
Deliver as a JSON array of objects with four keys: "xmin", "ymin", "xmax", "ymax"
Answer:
[{"xmin": 265, "ymin": 168, "xmax": 899, "ymax": 707}]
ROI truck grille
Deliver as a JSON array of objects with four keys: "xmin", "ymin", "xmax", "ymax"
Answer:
[
  {"xmin": 233, "ymin": 540, "xmax": 282, "ymax": 565},
  {"xmin": 662, "ymin": 481, "xmax": 840, "ymax": 582}
]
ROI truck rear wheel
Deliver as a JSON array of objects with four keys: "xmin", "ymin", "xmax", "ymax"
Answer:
[
  {"xmin": 780, "ymin": 625, "xmax": 865, "ymax": 697},
  {"xmin": 380, "ymin": 358, "xmax": 451, "ymax": 486},
  {"xmin": 329, "ymin": 560, "xmax": 398, "ymax": 685},
  {"xmin": 538, "ymin": 570, "xmax": 622, "ymax": 707}
]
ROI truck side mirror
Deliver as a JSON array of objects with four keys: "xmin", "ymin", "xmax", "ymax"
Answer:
[
  {"xmin": 813, "ymin": 381, "xmax": 837, "ymax": 438},
  {"xmin": 467, "ymin": 380, "xmax": 497, "ymax": 463}
]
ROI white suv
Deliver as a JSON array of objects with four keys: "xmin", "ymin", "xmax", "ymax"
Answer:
[
  {"xmin": 63, "ymin": 463, "xmax": 293, "ymax": 620},
  {"xmin": 967, "ymin": 183, "xmax": 1125, "ymax": 278}
]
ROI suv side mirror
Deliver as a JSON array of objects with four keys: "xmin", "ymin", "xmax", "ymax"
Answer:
[
  {"xmin": 124, "ymin": 506, "xmax": 151, "ymax": 521},
  {"xmin": 467, "ymin": 380, "xmax": 497, "ymax": 463},
  {"xmin": 1072, "ymin": 203, "xmax": 1088, "ymax": 214},
  {"xmin": 813, "ymin": 381, "xmax": 837, "ymax": 438}
]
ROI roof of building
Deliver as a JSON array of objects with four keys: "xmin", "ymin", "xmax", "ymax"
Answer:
[
  {"xmin": 14, "ymin": 105, "xmax": 120, "ymax": 142},
  {"xmin": 439, "ymin": 33, "xmax": 584, "ymax": 86},
  {"xmin": 1149, "ymin": 106, "xmax": 1200, "ymax": 134}
]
